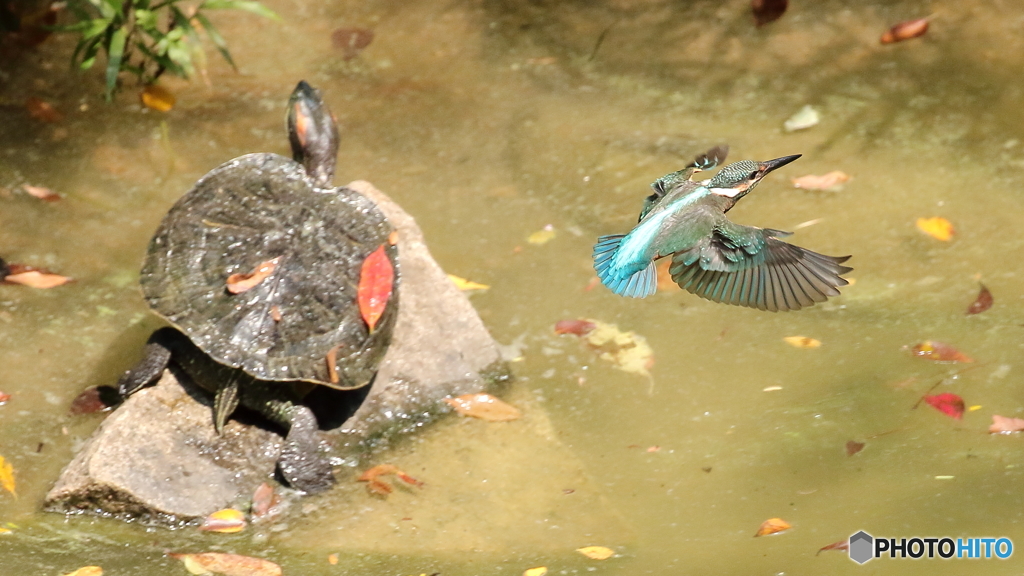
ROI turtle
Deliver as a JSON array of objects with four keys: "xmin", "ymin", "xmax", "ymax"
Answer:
[{"xmin": 117, "ymin": 81, "xmax": 399, "ymax": 494}]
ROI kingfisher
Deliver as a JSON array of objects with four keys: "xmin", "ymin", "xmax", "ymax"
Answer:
[{"xmin": 593, "ymin": 151, "xmax": 851, "ymax": 311}]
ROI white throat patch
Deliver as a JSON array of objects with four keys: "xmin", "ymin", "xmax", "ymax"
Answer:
[{"xmin": 709, "ymin": 186, "xmax": 743, "ymax": 198}]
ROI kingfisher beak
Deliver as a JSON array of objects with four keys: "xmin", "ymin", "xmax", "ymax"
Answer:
[{"xmin": 758, "ymin": 154, "xmax": 802, "ymax": 176}]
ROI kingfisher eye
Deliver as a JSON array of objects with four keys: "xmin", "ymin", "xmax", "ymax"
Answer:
[{"xmin": 748, "ymin": 171, "xmax": 758, "ymax": 180}]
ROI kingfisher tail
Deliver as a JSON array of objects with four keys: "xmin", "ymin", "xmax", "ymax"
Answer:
[{"xmin": 593, "ymin": 234, "xmax": 658, "ymax": 298}]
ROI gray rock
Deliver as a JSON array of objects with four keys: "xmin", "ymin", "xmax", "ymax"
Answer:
[{"xmin": 45, "ymin": 181, "xmax": 506, "ymax": 524}]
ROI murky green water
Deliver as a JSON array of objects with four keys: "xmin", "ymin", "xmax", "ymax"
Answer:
[{"xmin": 4, "ymin": 0, "xmax": 1024, "ymax": 574}]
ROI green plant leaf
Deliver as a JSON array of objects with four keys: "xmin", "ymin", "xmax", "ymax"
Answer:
[
  {"xmin": 202, "ymin": 0, "xmax": 281, "ymax": 21},
  {"xmin": 105, "ymin": 26, "xmax": 127, "ymax": 101},
  {"xmin": 193, "ymin": 13, "xmax": 235, "ymax": 69},
  {"xmin": 135, "ymin": 9, "xmax": 157, "ymax": 30}
]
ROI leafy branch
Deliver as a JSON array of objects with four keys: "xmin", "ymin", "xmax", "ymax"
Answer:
[{"xmin": 60, "ymin": 0, "xmax": 279, "ymax": 101}]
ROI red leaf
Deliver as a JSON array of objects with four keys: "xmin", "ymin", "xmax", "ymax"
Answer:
[
  {"xmin": 751, "ymin": 0, "xmax": 787, "ymax": 26},
  {"xmin": 881, "ymin": 18, "xmax": 929, "ymax": 44},
  {"xmin": 554, "ymin": 319, "xmax": 596, "ymax": 336},
  {"xmin": 989, "ymin": 415, "xmax": 1024, "ymax": 434},
  {"xmin": 909, "ymin": 341, "xmax": 973, "ymax": 363},
  {"xmin": 0, "ymin": 391, "xmax": 10, "ymax": 403},
  {"xmin": 332, "ymin": 28, "xmax": 374, "ymax": 60},
  {"xmin": 69, "ymin": 386, "xmax": 118, "ymax": 415},
  {"xmin": 924, "ymin": 393, "xmax": 965, "ymax": 420},
  {"xmin": 817, "ymin": 540, "xmax": 849, "ymax": 555},
  {"xmin": 966, "ymin": 284, "xmax": 993, "ymax": 315},
  {"xmin": 357, "ymin": 244, "xmax": 394, "ymax": 332},
  {"xmin": 845, "ymin": 440, "xmax": 864, "ymax": 456}
]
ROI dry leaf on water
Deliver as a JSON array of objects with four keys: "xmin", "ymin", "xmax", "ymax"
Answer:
[
  {"xmin": 916, "ymin": 217, "xmax": 954, "ymax": 241},
  {"xmin": 790, "ymin": 171, "xmax": 850, "ymax": 191},
  {"xmin": 784, "ymin": 105, "xmax": 819, "ymax": 132},
  {"xmin": 924, "ymin": 393, "xmax": 965, "ymax": 420},
  {"xmin": 783, "ymin": 336, "xmax": 821, "ymax": 349},
  {"xmin": 358, "ymin": 464, "xmax": 424, "ymax": 497},
  {"xmin": 199, "ymin": 508, "xmax": 247, "ymax": 533},
  {"xmin": 989, "ymin": 415, "xmax": 1024, "ymax": 434},
  {"xmin": 25, "ymin": 97, "xmax": 63, "ymax": 123},
  {"xmin": 21, "ymin": 184, "xmax": 61, "ymax": 202},
  {"xmin": 845, "ymin": 440, "xmax": 865, "ymax": 456},
  {"xmin": 327, "ymin": 554, "xmax": 339, "ymax": 565},
  {"xmin": 523, "ymin": 567, "xmax": 548, "ymax": 576},
  {"xmin": 226, "ymin": 258, "xmax": 279, "ymax": 295},
  {"xmin": 251, "ymin": 482, "xmax": 280, "ymax": 519},
  {"xmin": 332, "ymin": 28, "xmax": 374, "ymax": 60},
  {"xmin": 817, "ymin": 540, "xmax": 849, "ymax": 555},
  {"xmin": 576, "ymin": 546, "xmax": 615, "ymax": 560},
  {"xmin": 141, "ymin": 84, "xmax": 176, "ymax": 112},
  {"xmin": 0, "ymin": 391, "xmax": 10, "ymax": 403},
  {"xmin": 448, "ymin": 274, "xmax": 490, "ymax": 291},
  {"xmin": 751, "ymin": 0, "xmax": 787, "ymax": 26},
  {"xmin": 358, "ymin": 244, "xmax": 394, "ymax": 332},
  {"xmin": 557, "ymin": 319, "xmax": 654, "ymax": 380},
  {"xmin": 0, "ymin": 455, "xmax": 16, "ymax": 497},
  {"xmin": 755, "ymin": 517, "xmax": 791, "ymax": 537},
  {"xmin": 966, "ymin": 284, "xmax": 993, "ymax": 315},
  {"xmin": 61, "ymin": 568, "xmax": 103, "ymax": 576},
  {"xmin": 909, "ymin": 341, "xmax": 973, "ymax": 363},
  {"xmin": 881, "ymin": 18, "xmax": 929, "ymax": 44},
  {"xmin": 170, "ymin": 553, "xmax": 282, "ymax": 576},
  {"xmin": 554, "ymin": 319, "xmax": 596, "ymax": 336},
  {"xmin": 2, "ymin": 261, "xmax": 72, "ymax": 288},
  {"xmin": 527, "ymin": 225, "xmax": 556, "ymax": 245},
  {"xmin": 445, "ymin": 393, "xmax": 522, "ymax": 422}
]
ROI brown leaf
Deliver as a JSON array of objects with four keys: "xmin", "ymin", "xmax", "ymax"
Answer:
[
  {"xmin": 251, "ymin": 482, "xmax": 279, "ymax": 519},
  {"xmin": 966, "ymin": 284, "xmax": 993, "ymax": 315},
  {"xmin": 554, "ymin": 319, "xmax": 596, "ymax": 336},
  {"xmin": 169, "ymin": 553, "xmax": 282, "ymax": 576},
  {"xmin": 357, "ymin": 464, "xmax": 423, "ymax": 497},
  {"xmin": 0, "ymin": 454, "xmax": 15, "ymax": 498},
  {"xmin": 226, "ymin": 257, "xmax": 280, "ymax": 294},
  {"xmin": 3, "ymin": 269, "xmax": 72, "ymax": 288},
  {"xmin": 754, "ymin": 517, "xmax": 791, "ymax": 537},
  {"xmin": 365, "ymin": 478, "xmax": 392, "ymax": 496},
  {"xmin": 881, "ymin": 18, "xmax": 929, "ymax": 44},
  {"xmin": 141, "ymin": 84, "xmax": 175, "ymax": 112},
  {"xmin": 61, "ymin": 568, "xmax": 103, "ymax": 576},
  {"xmin": 790, "ymin": 171, "xmax": 850, "ymax": 191},
  {"xmin": 25, "ymin": 97, "xmax": 63, "ymax": 123},
  {"xmin": 21, "ymin": 184, "xmax": 60, "ymax": 202},
  {"xmin": 199, "ymin": 508, "xmax": 247, "ymax": 533},
  {"xmin": 845, "ymin": 440, "xmax": 865, "ymax": 456},
  {"xmin": 909, "ymin": 341, "xmax": 973, "ymax": 363},
  {"xmin": 751, "ymin": 0, "xmax": 787, "ymax": 26},
  {"xmin": 445, "ymin": 393, "xmax": 522, "ymax": 422},
  {"xmin": 989, "ymin": 415, "xmax": 1024, "ymax": 434},
  {"xmin": 817, "ymin": 540, "xmax": 849, "ymax": 555},
  {"xmin": 325, "ymin": 344, "xmax": 342, "ymax": 385},
  {"xmin": 69, "ymin": 386, "xmax": 118, "ymax": 415},
  {"xmin": 0, "ymin": 391, "xmax": 10, "ymax": 403},
  {"xmin": 332, "ymin": 28, "xmax": 374, "ymax": 60},
  {"xmin": 357, "ymin": 244, "xmax": 394, "ymax": 332}
]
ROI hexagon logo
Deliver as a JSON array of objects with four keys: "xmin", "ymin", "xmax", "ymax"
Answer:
[{"xmin": 850, "ymin": 531, "xmax": 874, "ymax": 564}]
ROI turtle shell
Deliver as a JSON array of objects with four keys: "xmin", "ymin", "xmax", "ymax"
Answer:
[{"xmin": 141, "ymin": 152, "xmax": 398, "ymax": 389}]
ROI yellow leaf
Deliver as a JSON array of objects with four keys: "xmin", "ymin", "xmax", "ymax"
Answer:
[
  {"xmin": 0, "ymin": 455, "xmax": 15, "ymax": 498},
  {"xmin": 916, "ymin": 217, "xmax": 955, "ymax": 241},
  {"xmin": 969, "ymin": 405, "xmax": 982, "ymax": 412},
  {"xmin": 447, "ymin": 274, "xmax": 490, "ymax": 291},
  {"xmin": 141, "ymin": 83, "xmax": 176, "ymax": 112},
  {"xmin": 523, "ymin": 568, "xmax": 548, "ymax": 576},
  {"xmin": 576, "ymin": 546, "xmax": 615, "ymax": 560},
  {"xmin": 328, "ymin": 554, "xmax": 339, "ymax": 565},
  {"xmin": 170, "ymin": 553, "xmax": 282, "ymax": 576},
  {"xmin": 0, "ymin": 527, "xmax": 11, "ymax": 534},
  {"xmin": 199, "ymin": 508, "xmax": 247, "ymax": 533},
  {"xmin": 783, "ymin": 336, "xmax": 821, "ymax": 349},
  {"xmin": 445, "ymin": 393, "xmax": 521, "ymax": 422},
  {"xmin": 62, "ymin": 568, "xmax": 103, "ymax": 576},
  {"xmin": 527, "ymin": 225, "xmax": 556, "ymax": 245},
  {"xmin": 755, "ymin": 517, "xmax": 792, "ymax": 537},
  {"xmin": 581, "ymin": 320, "xmax": 654, "ymax": 380}
]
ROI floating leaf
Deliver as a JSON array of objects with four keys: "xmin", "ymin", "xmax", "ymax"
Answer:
[
  {"xmin": 989, "ymin": 415, "xmax": 1024, "ymax": 434},
  {"xmin": 817, "ymin": 540, "xmax": 849, "ymax": 555},
  {"xmin": 0, "ymin": 455, "xmax": 15, "ymax": 497},
  {"xmin": 21, "ymin": 184, "xmax": 61, "ymax": 202},
  {"xmin": 327, "ymin": 554, "xmax": 339, "ymax": 565},
  {"xmin": 576, "ymin": 546, "xmax": 615, "ymax": 560},
  {"xmin": 199, "ymin": 508, "xmax": 247, "ymax": 533},
  {"xmin": 523, "ymin": 568, "xmax": 548, "ymax": 576},
  {"xmin": 916, "ymin": 217, "xmax": 954, "ymax": 241},
  {"xmin": 169, "ymin": 553, "xmax": 282, "ymax": 576},
  {"xmin": 881, "ymin": 18, "xmax": 929, "ymax": 44},
  {"xmin": 783, "ymin": 336, "xmax": 821, "ymax": 349},
  {"xmin": 751, "ymin": 0, "xmax": 787, "ymax": 27},
  {"xmin": 2, "ymin": 261, "xmax": 72, "ymax": 288},
  {"xmin": 754, "ymin": 517, "xmax": 791, "ymax": 537},
  {"xmin": 69, "ymin": 386, "xmax": 119, "ymax": 415},
  {"xmin": 845, "ymin": 440, "xmax": 865, "ymax": 456},
  {"xmin": 790, "ymin": 171, "xmax": 850, "ymax": 191},
  {"xmin": 25, "ymin": 97, "xmax": 63, "ymax": 123},
  {"xmin": 784, "ymin": 105, "xmax": 819, "ymax": 132},
  {"xmin": 445, "ymin": 393, "xmax": 522, "ymax": 422},
  {"xmin": 358, "ymin": 244, "xmax": 394, "ymax": 332},
  {"xmin": 251, "ymin": 482, "xmax": 279, "ymax": 519},
  {"xmin": 924, "ymin": 393, "xmax": 965, "ymax": 420},
  {"xmin": 909, "ymin": 341, "xmax": 973, "ymax": 363},
  {"xmin": 61, "ymin": 568, "xmax": 103, "ymax": 576},
  {"xmin": 357, "ymin": 464, "xmax": 423, "ymax": 497},
  {"xmin": 0, "ymin": 391, "xmax": 9, "ymax": 403},
  {"xmin": 583, "ymin": 320, "xmax": 654, "ymax": 379},
  {"xmin": 527, "ymin": 224, "xmax": 556, "ymax": 245},
  {"xmin": 331, "ymin": 28, "xmax": 374, "ymax": 60},
  {"xmin": 226, "ymin": 257, "xmax": 279, "ymax": 294},
  {"xmin": 141, "ymin": 84, "xmax": 176, "ymax": 112},
  {"xmin": 448, "ymin": 274, "xmax": 490, "ymax": 291},
  {"xmin": 554, "ymin": 319, "xmax": 596, "ymax": 336},
  {"xmin": 966, "ymin": 284, "xmax": 993, "ymax": 315}
]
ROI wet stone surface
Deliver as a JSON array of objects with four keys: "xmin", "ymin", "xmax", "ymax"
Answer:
[{"xmin": 44, "ymin": 182, "xmax": 506, "ymax": 524}]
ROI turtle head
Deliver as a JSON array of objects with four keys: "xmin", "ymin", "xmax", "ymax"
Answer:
[
  {"xmin": 706, "ymin": 154, "xmax": 801, "ymax": 201},
  {"xmin": 287, "ymin": 80, "xmax": 339, "ymax": 188}
]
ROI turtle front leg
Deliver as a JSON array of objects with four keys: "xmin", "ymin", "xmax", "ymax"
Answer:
[
  {"xmin": 117, "ymin": 327, "xmax": 177, "ymax": 397},
  {"xmin": 256, "ymin": 396, "xmax": 335, "ymax": 493}
]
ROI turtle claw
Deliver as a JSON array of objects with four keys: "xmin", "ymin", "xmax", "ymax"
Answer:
[{"xmin": 278, "ymin": 406, "xmax": 335, "ymax": 494}]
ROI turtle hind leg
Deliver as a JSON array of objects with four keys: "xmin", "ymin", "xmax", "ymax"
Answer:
[
  {"xmin": 213, "ymin": 379, "xmax": 240, "ymax": 434},
  {"xmin": 117, "ymin": 327, "xmax": 178, "ymax": 397},
  {"xmin": 277, "ymin": 405, "xmax": 335, "ymax": 493}
]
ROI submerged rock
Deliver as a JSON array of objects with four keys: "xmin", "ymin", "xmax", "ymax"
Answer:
[{"xmin": 45, "ymin": 182, "xmax": 507, "ymax": 524}]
